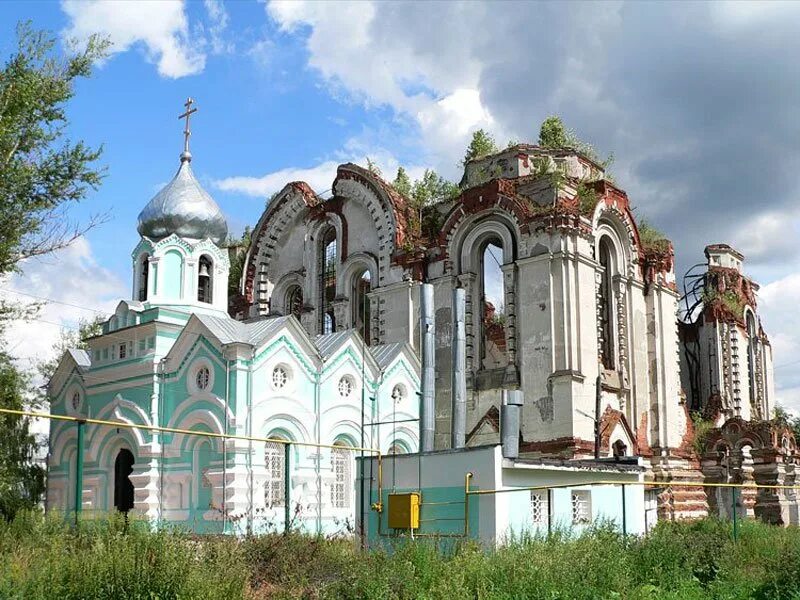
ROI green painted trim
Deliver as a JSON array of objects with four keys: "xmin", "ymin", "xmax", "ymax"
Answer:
[
  {"xmin": 86, "ymin": 372, "xmax": 155, "ymax": 389},
  {"xmin": 249, "ymin": 335, "xmax": 317, "ymax": 379},
  {"xmin": 382, "ymin": 360, "xmax": 421, "ymax": 387},
  {"xmin": 90, "ymin": 356, "xmax": 153, "ymax": 372},
  {"xmin": 167, "ymin": 336, "xmax": 225, "ymax": 379}
]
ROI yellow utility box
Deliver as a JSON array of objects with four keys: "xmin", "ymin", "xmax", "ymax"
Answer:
[{"xmin": 387, "ymin": 492, "xmax": 421, "ymax": 529}]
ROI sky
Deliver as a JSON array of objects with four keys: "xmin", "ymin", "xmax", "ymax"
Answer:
[{"xmin": 1, "ymin": 0, "xmax": 799, "ymax": 411}]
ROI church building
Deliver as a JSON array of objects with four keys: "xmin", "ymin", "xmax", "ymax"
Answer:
[
  {"xmin": 46, "ymin": 102, "xmax": 420, "ymax": 533},
  {"xmin": 48, "ymin": 100, "xmax": 794, "ymax": 534}
]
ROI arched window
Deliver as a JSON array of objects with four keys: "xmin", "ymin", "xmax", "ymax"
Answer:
[
  {"xmin": 331, "ymin": 440, "xmax": 352, "ymax": 509},
  {"xmin": 388, "ymin": 441, "xmax": 407, "ymax": 455},
  {"xmin": 198, "ymin": 255, "xmax": 213, "ymax": 303},
  {"xmin": 481, "ymin": 239, "xmax": 506, "ymax": 370},
  {"xmin": 746, "ymin": 311, "xmax": 758, "ymax": 406},
  {"xmin": 113, "ymin": 449, "xmax": 135, "ymax": 512},
  {"xmin": 320, "ymin": 228, "xmax": 337, "ymax": 334},
  {"xmin": 352, "ymin": 269, "xmax": 371, "ymax": 344},
  {"xmin": 286, "ymin": 285, "xmax": 303, "ymax": 320},
  {"xmin": 138, "ymin": 254, "xmax": 149, "ymax": 301},
  {"xmin": 264, "ymin": 436, "xmax": 288, "ymax": 508},
  {"xmin": 598, "ymin": 237, "xmax": 616, "ymax": 370}
]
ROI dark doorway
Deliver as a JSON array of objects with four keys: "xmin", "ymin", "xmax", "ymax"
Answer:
[{"xmin": 114, "ymin": 449, "xmax": 135, "ymax": 512}]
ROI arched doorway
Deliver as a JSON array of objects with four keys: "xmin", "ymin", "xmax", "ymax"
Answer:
[{"xmin": 113, "ymin": 449, "xmax": 135, "ymax": 512}]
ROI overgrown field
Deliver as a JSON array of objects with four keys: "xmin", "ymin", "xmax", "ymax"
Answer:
[{"xmin": 2, "ymin": 512, "xmax": 800, "ymax": 599}]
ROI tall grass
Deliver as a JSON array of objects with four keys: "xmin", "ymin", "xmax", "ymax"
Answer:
[{"xmin": 3, "ymin": 513, "xmax": 800, "ymax": 599}]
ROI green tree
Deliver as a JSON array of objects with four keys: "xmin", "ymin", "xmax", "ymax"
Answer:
[
  {"xmin": 461, "ymin": 128, "xmax": 498, "ymax": 166},
  {"xmin": 538, "ymin": 115, "xmax": 569, "ymax": 148},
  {"xmin": 226, "ymin": 226, "xmax": 252, "ymax": 301},
  {"xmin": 0, "ymin": 351, "xmax": 45, "ymax": 520},
  {"xmin": 392, "ymin": 167, "xmax": 412, "ymax": 198},
  {"xmin": 35, "ymin": 315, "xmax": 104, "ymax": 409},
  {"xmin": 0, "ymin": 22, "xmax": 108, "ymax": 277},
  {"xmin": 410, "ymin": 169, "xmax": 459, "ymax": 207},
  {"xmin": 537, "ymin": 115, "xmax": 613, "ymax": 170}
]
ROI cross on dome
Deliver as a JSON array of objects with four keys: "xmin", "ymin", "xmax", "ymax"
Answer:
[{"xmin": 178, "ymin": 97, "xmax": 197, "ymax": 162}]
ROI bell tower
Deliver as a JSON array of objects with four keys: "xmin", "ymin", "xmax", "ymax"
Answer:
[{"xmin": 131, "ymin": 98, "xmax": 230, "ymax": 315}]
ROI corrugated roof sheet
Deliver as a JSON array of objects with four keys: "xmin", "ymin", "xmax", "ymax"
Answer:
[
  {"xmin": 369, "ymin": 343, "xmax": 404, "ymax": 370},
  {"xmin": 315, "ymin": 329, "xmax": 355, "ymax": 360},
  {"xmin": 67, "ymin": 348, "xmax": 91, "ymax": 368}
]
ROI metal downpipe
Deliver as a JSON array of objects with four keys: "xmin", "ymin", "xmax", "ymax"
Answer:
[
  {"xmin": 451, "ymin": 287, "xmax": 467, "ymax": 449},
  {"xmin": 420, "ymin": 283, "xmax": 435, "ymax": 452}
]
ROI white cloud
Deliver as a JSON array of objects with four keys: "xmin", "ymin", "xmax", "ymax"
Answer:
[
  {"xmin": 61, "ymin": 0, "xmax": 206, "ymax": 78},
  {"xmin": 0, "ymin": 238, "xmax": 126, "ymax": 379},
  {"xmin": 214, "ymin": 142, "xmax": 428, "ymax": 199},
  {"xmin": 757, "ymin": 273, "xmax": 800, "ymax": 412},
  {"xmin": 203, "ymin": 0, "xmax": 233, "ymax": 55},
  {"xmin": 215, "ymin": 160, "xmax": 341, "ymax": 198}
]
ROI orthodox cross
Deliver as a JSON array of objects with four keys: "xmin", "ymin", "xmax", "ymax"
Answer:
[{"xmin": 178, "ymin": 97, "xmax": 197, "ymax": 155}]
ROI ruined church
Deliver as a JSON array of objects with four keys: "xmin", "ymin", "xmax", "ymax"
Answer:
[{"xmin": 238, "ymin": 142, "xmax": 789, "ymax": 521}]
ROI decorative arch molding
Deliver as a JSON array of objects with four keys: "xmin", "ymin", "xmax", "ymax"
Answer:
[
  {"xmin": 272, "ymin": 271, "xmax": 306, "ymax": 316},
  {"xmin": 93, "ymin": 395, "xmax": 152, "ymax": 432},
  {"xmin": 332, "ymin": 164, "xmax": 403, "ymax": 261},
  {"xmin": 384, "ymin": 425, "xmax": 419, "ymax": 453},
  {"xmin": 88, "ymin": 420, "xmax": 143, "ymax": 465},
  {"xmin": 242, "ymin": 182, "xmax": 320, "ymax": 306},
  {"xmin": 165, "ymin": 396, "xmax": 233, "ymax": 434},
  {"xmin": 260, "ymin": 413, "xmax": 312, "ymax": 445},
  {"xmin": 329, "ymin": 418, "xmax": 371, "ymax": 449},
  {"xmin": 49, "ymin": 425, "xmax": 77, "ymax": 467},
  {"xmin": 593, "ymin": 206, "xmax": 638, "ymax": 279},
  {"xmin": 444, "ymin": 207, "xmax": 522, "ymax": 275},
  {"xmin": 338, "ymin": 252, "xmax": 379, "ymax": 297},
  {"xmin": 164, "ymin": 410, "xmax": 224, "ymax": 456},
  {"xmin": 455, "ymin": 217, "xmax": 518, "ymax": 275}
]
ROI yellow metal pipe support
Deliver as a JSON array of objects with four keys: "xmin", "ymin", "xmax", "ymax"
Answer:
[
  {"xmin": 7, "ymin": 407, "xmax": 389, "ymax": 530},
  {"xmin": 0, "ymin": 408, "xmax": 379, "ymax": 454}
]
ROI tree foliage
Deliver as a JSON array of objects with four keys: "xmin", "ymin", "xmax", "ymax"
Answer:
[
  {"xmin": 35, "ymin": 315, "xmax": 104, "ymax": 409},
  {"xmin": 538, "ymin": 115, "xmax": 614, "ymax": 170},
  {"xmin": 461, "ymin": 128, "xmax": 498, "ymax": 166},
  {"xmin": 0, "ymin": 22, "xmax": 109, "ymax": 277},
  {"xmin": 226, "ymin": 226, "xmax": 252, "ymax": 300},
  {"xmin": 0, "ymin": 351, "xmax": 45, "ymax": 520},
  {"xmin": 392, "ymin": 166, "xmax": 412, "ymax": 198}
]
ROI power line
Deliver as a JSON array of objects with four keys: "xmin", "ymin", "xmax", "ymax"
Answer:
[{"xmin": 0, "ymin": 287, "xmax": 109, "ymax": 315}]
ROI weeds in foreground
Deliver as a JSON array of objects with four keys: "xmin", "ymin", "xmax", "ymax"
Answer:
[{"xmin": 1, "ymin": 513, "xmax": 800, "ymax": 599}]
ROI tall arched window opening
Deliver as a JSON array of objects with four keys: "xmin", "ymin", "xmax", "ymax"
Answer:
[
  {"xmin": 198, "ymin": 255, "xmax": 213, "ymax": 303},
  {"xmin": 481, "ymin": 240, "xmax": 507, "ymax": 370},
  {"xmin": 746, "ymin": 311, "xmax": 758, "ymax": 406},
  {"xmin": 320, "ymin": 228, "xmax": 337, "ymax": 334},
  {"xmin": 353, "ymin": 269, "xmax": 371, "ymax": 344},
  {"xmin": 598, "ymin": 237, "xmax": 616, "ymax": 370},
  {"xmin": 113, "ymin": 449, "xmax": 135, "ymax": 512},
  {"xmin": 138, "ymin": 255, "xmax": 149, "ymax": 301},
  {"xmin": 331, "ymin": 440, "xmax": 352, "ymax": 509},
  {"xmin": 286, "ymin": 286, "xmax": 303, "ymax": 320},
  {"xmin": 264, "ymin": 437, "xmax": 287, "ymax": 508}
]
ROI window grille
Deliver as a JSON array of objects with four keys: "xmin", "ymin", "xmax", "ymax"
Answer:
[
  {"xmin": 571, "ymin": 490, "xmax": 592, "ymax": 524},
  {"xmin": 338, "ymin": 377, "xmax": 353, "ymax": 398},
  {"xmin": 530, "ymin": 491, "xmax": 548, "ymax": 525},
  {"xmin": 331, "ymin": 443, "xmax": 351, "ymax": 509},
  {"xmin": 264, "ymin": 441, "xmax": 285, "ymax": 507},
  {"xmin": 272, "ymin": 366, "xmax": 288, "ymax": 389},
  {"xmin": 71, "ymin": 392, "xmax": 81, "ymax": 411},
  {"xmin": 119, "ymin": 343, "xmax": 127, "ymax": 359},
  {"xmin": 196, "ymin": 367, "xmax": 210, "ymax": 390},
  {"xmin": 319, "ymin": 228, "xmax": 337, "ymax": 334}
]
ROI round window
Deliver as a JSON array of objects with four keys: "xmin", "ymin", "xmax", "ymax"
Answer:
[
  {"xmin": 71, "ymin": 391, "xmax": 81, "ymax": 411},
  {"xmin": 338, "ymin": 376, "xmax": 354, "ymax": 398},
  {"xmin": 391, "ymin": 384, "xmax": 405, "ymax": 403},
  {"xmin": 196, "ymin": 367, "xmax": 210, "ymax": 390},
  {"xmin": 272, "ymin": 366, "xmax": 288, "ymax": 389}
]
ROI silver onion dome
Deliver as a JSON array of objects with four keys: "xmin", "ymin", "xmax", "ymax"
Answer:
[{"xmin": 137, "ymin": 154, "xmax": 228, "ymax": 245}]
